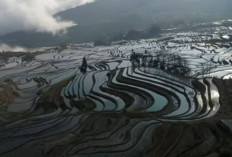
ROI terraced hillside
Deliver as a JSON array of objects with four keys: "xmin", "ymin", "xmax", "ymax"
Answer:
[{"xmin": 0, "ymin": 25, "xmax": 232, "ymax": 156}]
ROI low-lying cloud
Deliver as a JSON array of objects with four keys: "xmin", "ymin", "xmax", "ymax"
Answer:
[
  {"xmin": 0, "ymin": 43, "xmax": 46, "ymax": 52},
  {"xmin": 0, "ymin": 0, "xmax": 95, "ymax": 35},
  {"xmin": 0, "ymin": 44, "xmax": 27, "ymax": 52}
]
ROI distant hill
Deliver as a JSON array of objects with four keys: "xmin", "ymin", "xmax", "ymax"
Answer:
[{"xmin": 0, "ymin": 0, "xmax": 232, "ymax": 47}]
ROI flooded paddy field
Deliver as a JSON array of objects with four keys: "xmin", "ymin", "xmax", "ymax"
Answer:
[{"xmin": 0, "ymin": 21, "xmax": 232, "ymax": 157}]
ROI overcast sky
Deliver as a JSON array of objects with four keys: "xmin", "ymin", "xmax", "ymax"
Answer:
[{"xmin": 0, "ymin": 0, "xmax": 95, "ymax": 35}]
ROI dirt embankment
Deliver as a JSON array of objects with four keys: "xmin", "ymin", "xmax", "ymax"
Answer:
[
  {"xmin": 36, "ymin": 78, "xmax": 73, "ymax": 113},
  {"xmin": 213, "ymin": 78, "xmax": 232, "ymax": 119},
  {"xmin": 146, "ymin": 121, "xmax": 232, "ymax": 157},
  {"xmin": 43, "ymin": 112, "xmax": 232, "ymax": 157},
  {"xmin": 0, "ymin": 82, "xmax": 19, "ymax": 107},
  {"xmin": 36, "ymin": 76, "xmax": 96, "ymax": 113}
]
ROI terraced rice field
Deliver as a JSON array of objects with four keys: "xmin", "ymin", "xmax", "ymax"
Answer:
[{"xmin": 0, "ymin": 30, "xmax": 232, "ymax": 156}]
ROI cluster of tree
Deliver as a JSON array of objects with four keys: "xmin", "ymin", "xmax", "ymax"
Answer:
[
  {"xmin": 94, "ymin": 24, "xmax": 161, "ymax": 46},
  {"xmin": 125, "ymin": 25, "xmax": 161, "ymax": 40},
  {"xmin": 130, "ymin": 51, "xmax": 190, "ymax": 77},
  {"xmin": 94, "ymin": 39, "xmax": 111, "ymax": 46},
  {"xmin": 0, "ymin": 51, "xmax": 44, "ymax": 63},
  {"xmin": 0, "ymin": 52, "xmax": 25, "ymax": 63},
  {"xmin": 22, "ymin": 54, "xmax": 35, "ymax": 62}
]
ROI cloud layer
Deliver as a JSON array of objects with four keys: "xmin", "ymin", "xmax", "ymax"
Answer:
[
  {"xmin": 0, "ymin": 0, "xmax": 95, "ymax": 35},
  {"xmin": 0, "ymin": 43, "xmax": 42, "ymax": 52}
]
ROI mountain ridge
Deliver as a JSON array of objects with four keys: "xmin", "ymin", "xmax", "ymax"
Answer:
[{"xmin": 1, "ymin": 0, "xmax": 232, "ymax": 47}]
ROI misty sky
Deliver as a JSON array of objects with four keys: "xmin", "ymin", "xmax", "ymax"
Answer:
[{"xmin": 0, "ymin": 0, "xmax": 95, "ymax": 35}]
